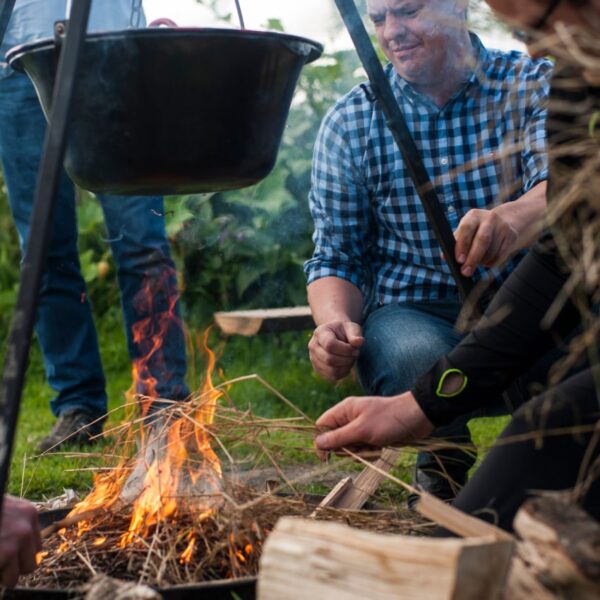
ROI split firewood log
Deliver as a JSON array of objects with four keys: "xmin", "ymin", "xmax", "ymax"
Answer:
[
  {"xmin": 505, "ymin": 496, "xmax": 600, "ymax": 600},
  {"xmin": 258, "ymin": 517, "xmax": 514, "ymax": 600}
]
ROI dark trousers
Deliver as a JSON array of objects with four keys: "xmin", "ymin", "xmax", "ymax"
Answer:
[{"xmin": 437, "ymin": 366, "xmax": 600, "ymax": 532}]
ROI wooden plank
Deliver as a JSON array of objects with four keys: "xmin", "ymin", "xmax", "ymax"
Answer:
[
  {"xmin": 310, "ymin": 476, "xmax": 353, "ymax": 517},
  {"xmin": 214, "ymin": 306, "xmax": 314, "ymax": 336},
  {"xmin": 258, "ymin": 517, "xmax": 514, "ymax": 600},
  {"xmin": 415, "ymin": 491, "xmax": 513, "ymax": 541},
  {"xmin": 317, "ymin": 448, "xmax": 402, "ymax": 511}
]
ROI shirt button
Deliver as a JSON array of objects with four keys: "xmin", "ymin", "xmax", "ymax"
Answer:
[
  {"xmin": 440, "ymin": 158, "xmax": 449, "ymax": 166},
  {"xmin": 447, "ymin": 206, "xmax": 455, "ymax": 214}
]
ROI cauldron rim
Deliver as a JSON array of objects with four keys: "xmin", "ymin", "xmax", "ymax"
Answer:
[{"xmin": 6, "ymin": 26, "xmax": 324, "ymax": 71}]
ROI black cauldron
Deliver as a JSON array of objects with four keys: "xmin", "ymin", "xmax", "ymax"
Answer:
[{"xmin": 7, "ymin": 28, "xmax": 322, "ymax": 195}]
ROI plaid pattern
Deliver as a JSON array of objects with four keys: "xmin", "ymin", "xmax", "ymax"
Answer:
[{"xmin": 305, "ymin": 36, "xmax": 552, "ymax": 306}]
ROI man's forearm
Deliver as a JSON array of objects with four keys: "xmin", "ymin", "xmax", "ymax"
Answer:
[
  {"xmin": 307, "ymin": 277, "xmax": 364, "ymax": 325},
  {"xmin": 493, "ymin": 180, "xmax": 547, "ymax": 250}
]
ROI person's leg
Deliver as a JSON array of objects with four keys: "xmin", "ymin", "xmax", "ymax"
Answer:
[
  {"xmin": 99, "ymin": 195, "xmax": 189, "ymax": 406},
  {"xmin": 356, "ymin": 299, "xmax": 476, "ymax": 500},
  {"xmin": 0, "ymin": 73, "xmax": 107, "ymax": 431},
  {"xmin": 443, "ymin": 367, "xmax": 600, "ymax": 531}
]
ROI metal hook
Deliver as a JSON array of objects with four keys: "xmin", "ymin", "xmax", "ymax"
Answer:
[{"xmin": 234, "ymin": 0, "xmax": 246, "ymax": 29}]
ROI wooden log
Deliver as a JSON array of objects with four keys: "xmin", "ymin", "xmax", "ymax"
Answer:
[
  {"xmin": 315, "ymin": 448, "xmax": 402, "ymax": 512},
  {"xmin": 310, "ymin": 476, "xmax": 353, "ymax": 516},
  {"xmin": 214, "ymin": 306, "xmax": 314, "ymax": 336},
  {"xmin": 258, "ymin": 517, "xmax": 514, "ymax": 600},
  {"xmin": 506, "ymin": 496, "xmax": 600, "ymax": 600}
]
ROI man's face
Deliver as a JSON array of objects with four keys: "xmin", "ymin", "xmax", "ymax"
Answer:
[{"xmin": 366, "ymin": 0, "xmax": 468, "ymax": 85}]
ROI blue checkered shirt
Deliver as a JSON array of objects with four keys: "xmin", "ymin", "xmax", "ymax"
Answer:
[{"xmin": 304, "ymin": 36, "xmax": 552, "ymax": 307}]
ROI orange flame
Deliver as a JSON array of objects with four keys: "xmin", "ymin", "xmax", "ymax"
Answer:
[
  {"xmin": 65, "ymin": 271, "xmax": 223, "ymax": 565},
  {"xmin": 130, "ymin": 269, "xmax": 183, "ymax": 403},
  {"xmin": 180, "ymin": 532, "xmax": 196, "ymax": 565}
]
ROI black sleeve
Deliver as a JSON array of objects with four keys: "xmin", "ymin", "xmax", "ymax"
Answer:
[{"xmin": 412, "ymin": 231, "xmax": 581, "ymax": 427}]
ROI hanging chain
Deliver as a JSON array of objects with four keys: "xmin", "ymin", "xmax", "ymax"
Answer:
[
  {"xmin": 129, "ymin": 0, "xmax": 143, "ymax": 28},
  {"xmin": 233, "ymin": 0, "xmax": 246, "ymax": 29}
]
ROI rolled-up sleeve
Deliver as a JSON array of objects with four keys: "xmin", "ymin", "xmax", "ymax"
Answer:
[
  {"xmin": 304, "ymin": 101, "xmax": 373, "ymax": 293},
  {"xmin": 520, "ymin": 61, "xmax": 552, "ymax": 191}
]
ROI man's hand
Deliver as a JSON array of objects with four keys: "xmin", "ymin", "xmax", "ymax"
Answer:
[
  {"xmin": 314, "ymin": 392, "xmax": 434, "ymax": 460},
  {"xmin": 308, "ymin": 320, "xmax": 365, "ymax": 381},
  {"xmin": 0, "ymin": 495, "xmax": 41, "ymax": 587},
  {"xmin": 454, "ymin": 208, "xmax": 518, "ymax": 277}
]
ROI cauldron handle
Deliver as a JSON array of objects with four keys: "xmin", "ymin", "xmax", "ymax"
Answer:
[{"xmin": 148, "ymin": 18, "xmax": 178, "ymax": 28}]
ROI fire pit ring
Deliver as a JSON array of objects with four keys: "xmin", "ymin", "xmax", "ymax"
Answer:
[
  {"xmin": 12, "ymin": 493, "xmax": 401, "ymax": 599},
  {"xmin": 7, "ymin": 509, "xmax": 256, "ymax": 600}
]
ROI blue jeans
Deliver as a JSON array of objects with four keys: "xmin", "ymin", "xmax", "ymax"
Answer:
[
  {"xmin": 356, "ymin": 299, "xmax": 495, "ymax": 494},
  {"xmin": 0, "ymin": 72, "xmax": 189, "ymax": 418}
]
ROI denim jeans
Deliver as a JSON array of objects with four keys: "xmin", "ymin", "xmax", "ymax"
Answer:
[
  {"xmin": 0, "ymin": 72, "xmax": 189, "ymax": 418},
  {"xmin": 356, "ymin": 298, "xmax": 496, "ymax": 494}
]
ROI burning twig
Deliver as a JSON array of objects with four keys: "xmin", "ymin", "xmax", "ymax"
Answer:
[{"xmin": 41, "ymin": 508, "xmax": 107, "ymax": 539}]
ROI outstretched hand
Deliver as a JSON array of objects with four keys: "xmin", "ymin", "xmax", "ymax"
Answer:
[
  {"xmin": 314, "ymin": 392, "xmax": 434, "ymax": 460},
  {"xmin": 308, "ymin": 320, "xmax": 365, "ymax": 381},
  {"xmin": 0, "ymin": 495, "xmax": 42, "ymax": 587}
]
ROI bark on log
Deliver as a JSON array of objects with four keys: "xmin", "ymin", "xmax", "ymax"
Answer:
[
  {"xmin": 258, "ymin": 517, "xmax": 514, "ymax": 600},
  {"xmin": 506, "ymin": 496, "xmax": 600, "ymax": 600}
]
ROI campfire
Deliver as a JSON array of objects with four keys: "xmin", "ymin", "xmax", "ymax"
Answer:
[
  {"xmin": 25, "ymin": 280, "xmax": 426, "ymax": 592},
  {"xmin": 30, "ymin": 381, "xmax": 424, "ymax": 589}
]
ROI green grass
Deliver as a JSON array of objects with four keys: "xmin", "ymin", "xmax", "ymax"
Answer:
[{"xmin": 6, "ymin": 310, "xmax": 509, "ymax": 501}]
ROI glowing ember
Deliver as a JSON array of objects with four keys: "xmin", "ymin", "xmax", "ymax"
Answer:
[{"xmin": 179, "ymin": 533, "xmax": 196, "ymax": 565}]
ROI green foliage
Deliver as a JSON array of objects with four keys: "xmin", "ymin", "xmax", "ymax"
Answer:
[
  {"xmin": 71, "ymin": 191, "xmax": 122, "ymax": 317},
  {"xmin": 0, "ymin": 174, "xmax": 21, "ymax": 332}
]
